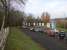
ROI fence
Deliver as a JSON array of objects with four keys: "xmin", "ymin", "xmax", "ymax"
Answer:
[{"xmin": 0, "ymin": 27, "xmax": 9, "ymax": 50}]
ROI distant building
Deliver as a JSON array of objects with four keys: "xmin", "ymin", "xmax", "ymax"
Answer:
[
  {"xmin": 41, "ymin": 12, "xmax": 50, "ymax": 23},
  {"xmin": 55, "ymin": 18, "xmax": 67, "ymax": 28},
  {"xmin": 50, "ymin": 18, "xmax": 67, "ymax": 29},
  {"xmin": 50, "ymin": 20, "xmax": 56, "ymax": 29}
]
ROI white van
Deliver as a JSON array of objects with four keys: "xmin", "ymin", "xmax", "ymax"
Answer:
[{"xmin": 34, "ymin": 26, "xmax": 45, "ymax": 32}]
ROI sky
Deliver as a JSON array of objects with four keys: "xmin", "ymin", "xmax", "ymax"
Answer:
[
  {"xmin": 24, "ymin": 0, "xmax": 67, "ymax": 19},
  {"xmin": 10, "ymin": 0, "xmax": 24, "ymax": 12},
  {"xmin": 10, "ymin": 0, "xmax": 67, "ymax": 19}
]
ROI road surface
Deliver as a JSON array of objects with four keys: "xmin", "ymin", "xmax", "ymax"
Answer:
[{"xmin": 21, "ymin": 29, "xmax": 67, "ymax": 50}]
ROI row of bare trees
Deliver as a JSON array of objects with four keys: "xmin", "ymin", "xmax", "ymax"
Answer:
[{"xmin": 0, "ymin": 0, "xmax": 27, "ymax": 29}]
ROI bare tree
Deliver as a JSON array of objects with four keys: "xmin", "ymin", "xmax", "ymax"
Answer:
[{"xmin": 0, "ymin": 0, "xmax": 26, "ymax": 28}]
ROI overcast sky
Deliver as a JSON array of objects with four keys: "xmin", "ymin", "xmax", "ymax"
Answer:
[
  {"xmin": 24, "ymin": 0, "xmax": 67, "ymax": 19},
  {"xmin": 10, "ymin": 0, "xmax": 24, "ymax": 11},
  {"xmin": 10, "ymin": 0, "xmax": 67, "ymax": 19}
]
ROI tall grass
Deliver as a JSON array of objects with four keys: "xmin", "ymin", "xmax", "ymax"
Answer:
[{"xmin": 4, "ymin": 27, "xmax": 45, "ymax": 50}]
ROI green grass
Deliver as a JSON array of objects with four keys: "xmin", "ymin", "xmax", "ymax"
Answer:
[{"xmin": 4, "ymin": 27, "xmax": 45, "ymax": 50}]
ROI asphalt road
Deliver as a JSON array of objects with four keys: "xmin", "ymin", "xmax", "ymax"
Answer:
[{"xmin": 21, "ymin": 29, "xmax": 67, "ymax": 50}]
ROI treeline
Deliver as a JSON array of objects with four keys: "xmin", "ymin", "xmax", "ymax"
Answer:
[
  {"xmin": 0, "ymin": 0, "xmax": 26, "ymax": 29},
  {"xmin": 4, "ymin": 10, "xmax": 25, "ymax": 27}
]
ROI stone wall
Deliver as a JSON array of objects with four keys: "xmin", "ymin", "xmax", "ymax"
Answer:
[{"xmin": 0, "ymin": 27, "xmax": 9, "ymax": 50}]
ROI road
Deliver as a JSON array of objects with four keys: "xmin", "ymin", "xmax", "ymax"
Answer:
[{"xmin": 21, "ymin": 29, "xmax": 67, "ymax": 50}]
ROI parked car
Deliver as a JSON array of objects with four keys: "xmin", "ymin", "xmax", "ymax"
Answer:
[
  {"xmin": 33, "ymin": 26, "xmax": 41, "ymax": 32},
  {"xmin": 54, "ymin": 29, "xmax": 60, "ymax": 36},
  {"xmin": 22, "ymin": 26, "xmax": 27, "ymax": 29},
  {"xmin": 59, "ymin": 31, "xmax": 65, "ymax": 39},
  {"xmin": 46, "ymin": 28, "xmax": 55, "ymax": 37},
  {"xmin": 33, "ymin": 26, "xmax": 45, "ymax": 32},
  {"xmin": 39, "ymin": 26, "xmax": 45, "ymax": 32},
  {"xmin": 29, "ymin": 27, "xmax": 34, "ymax": 31}
]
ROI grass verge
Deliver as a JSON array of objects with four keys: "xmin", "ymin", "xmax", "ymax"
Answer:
[{"xmin": 4, "ymin": 27, "xmax": 45, "ymax": 50}]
